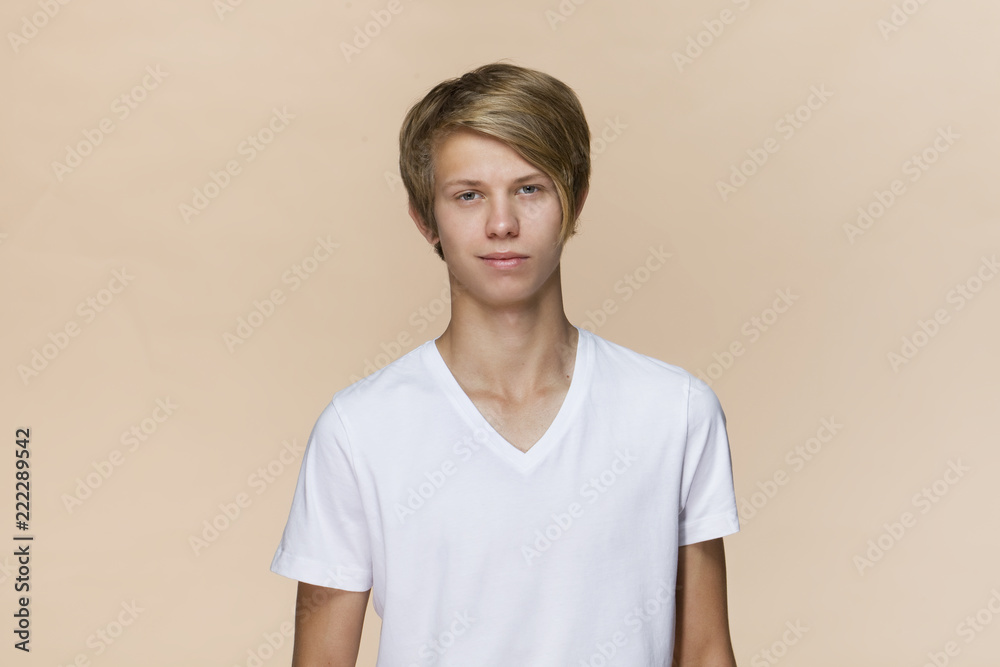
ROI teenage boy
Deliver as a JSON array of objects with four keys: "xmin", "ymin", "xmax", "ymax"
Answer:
[{"xmin": 270, "ymin": 62, "xmax": 741, "ymax": 666}]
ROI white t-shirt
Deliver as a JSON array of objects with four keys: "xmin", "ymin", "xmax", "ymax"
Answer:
[{"xmin": 270, "ymin": 325, "xmax": 740, "ymax": 666}]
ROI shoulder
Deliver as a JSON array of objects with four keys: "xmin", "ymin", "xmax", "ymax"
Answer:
[
  {"xmin": 587, "ymin": 328, "xmax": 696, "ymax": 389},
  {"xmin": 685, "ymin": 373, "xmax": 725, "ymax": 424},
  {"xmin": 586, "ymin": 329, "xmax": 723, "ymax": 417},
  {"xmin": 325, "ymin": 339, "xmax": 433, "ymax": 422}
]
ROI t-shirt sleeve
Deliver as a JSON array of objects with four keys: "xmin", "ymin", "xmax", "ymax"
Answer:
[
  {"xmin": 269, "ymin": 399, "xmax": 373, "ymax": 591},
  {"xmin": 677, "ymin": 374, "xmax": 741, "ymax": 546}
]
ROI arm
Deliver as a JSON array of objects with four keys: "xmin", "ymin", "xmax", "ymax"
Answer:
[
  {"xmin": 672, "ymin": 537, "xmax": 737, "ymax": 667},
  {"xmin": 291, "ymin": 581, "xmax": 370, "ymax": 667}
]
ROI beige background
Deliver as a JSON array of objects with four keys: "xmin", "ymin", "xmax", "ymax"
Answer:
[{"xmin": 2, "ymin": 0, "xmax": 998, "ymax": 664}]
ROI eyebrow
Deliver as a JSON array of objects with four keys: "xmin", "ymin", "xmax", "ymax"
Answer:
[{"xmin": 440, "ymin": 172, "xmax": 548, "ymax": 189}]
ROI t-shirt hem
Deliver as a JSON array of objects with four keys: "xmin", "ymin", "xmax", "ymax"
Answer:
[
  {"xmin": 678, "ymin": 509, "xmax": 740, "ymax": 546},
  {"xmin": 270, "ymin": 548, "xmax": 373, "ymax": 592}
]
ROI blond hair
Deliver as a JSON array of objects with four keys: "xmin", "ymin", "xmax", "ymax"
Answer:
[{"xmin": 398, "ymin": 61, "xmax": 591, "ymax": 260}]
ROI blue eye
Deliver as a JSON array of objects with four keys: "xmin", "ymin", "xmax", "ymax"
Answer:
[{"xmin": 456, "ymin": 186, "xmax": 540, "ymax": 200}]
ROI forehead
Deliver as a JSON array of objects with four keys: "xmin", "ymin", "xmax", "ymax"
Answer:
[{"xmin": 432, "ymin": 128, "xmax": 541, "ymax": 183}]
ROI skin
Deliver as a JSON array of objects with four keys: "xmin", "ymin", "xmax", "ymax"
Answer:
[
  {"xmin": 290, "ymin": 126, "xmax": 736, "ymax": 665},
  {"xmin": 410, "ymin": 126, "xmax": 589, "ymax": 418},
  {"xmin": 673, "ymin": 538, "xmax": 739, "ymax": 667},
  {"xmin": 290, "ymin": 582, "xmax": 369, "ymax": 666}
]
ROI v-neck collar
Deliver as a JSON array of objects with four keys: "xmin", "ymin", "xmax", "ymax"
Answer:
[{"xmin": 423, "ymin": 325, "xmax": 593, "ymax": 473}]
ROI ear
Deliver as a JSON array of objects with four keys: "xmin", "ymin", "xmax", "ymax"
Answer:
[
  {"xmin": 408, "ymin": 201, "xmax": 439, "ymax": 246},
  {"xmin": 575, "ymin": 185, "xmax": 590, "ymax": 218}
]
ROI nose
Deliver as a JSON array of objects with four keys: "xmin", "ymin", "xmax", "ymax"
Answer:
[{"xmin": 485, "ymin": 195, "xmax": 519, "ymax": 238}]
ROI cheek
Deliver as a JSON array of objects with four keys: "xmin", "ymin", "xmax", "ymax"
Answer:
[
  {"xmin": 434, "ymin": 210, "xmax": 476, "ymax": 247},
  {"xmin": 521, "ymin": 195, "xmax": 562, "ymax": 223}
]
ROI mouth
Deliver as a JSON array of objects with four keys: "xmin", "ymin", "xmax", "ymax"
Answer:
[
  {"xmin": 479, "ymin": 252, "xmax": 527, "ymax": 260},
  {"xmin": 479, "ymin": 253, "xmax": 527, "ymax": 269}
]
